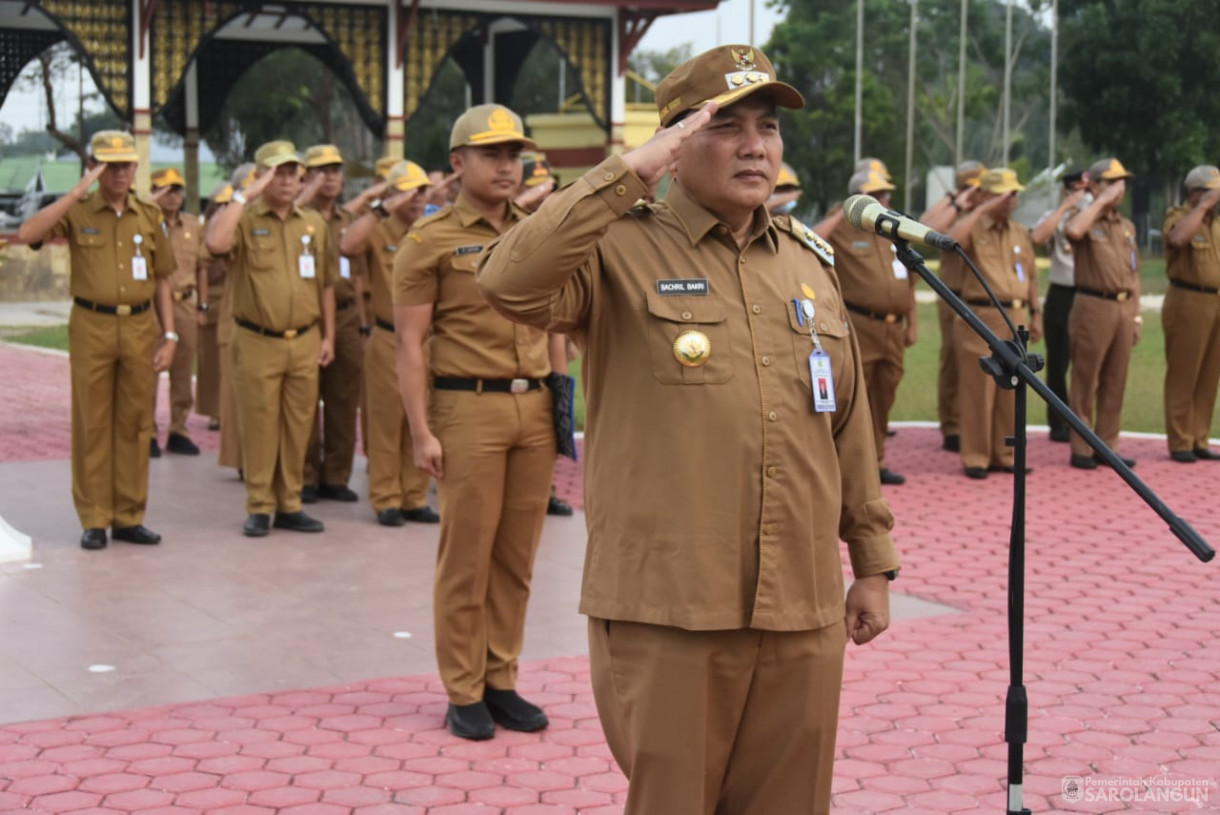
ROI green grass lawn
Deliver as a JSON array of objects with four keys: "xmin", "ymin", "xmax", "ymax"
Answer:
[{"xmin": 3, "ymin": 324, "xmax": 68, "ymax": 351}]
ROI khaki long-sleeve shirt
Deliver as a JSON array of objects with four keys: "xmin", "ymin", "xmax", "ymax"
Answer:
[
  {"xmin": 1070, "ymin": 210, "xmax": 1140, "ymax": 294},
  {"xmin": 828, "ymin": 225, "xmax": 914, "ymax": 316},
  {"xmin": 478, "ymin": 155, "xmax": 899, "ymax": 632},
  {"xmin": 165, "ymin": 212, "xmax": 202, "ymax": 295},
  {"xmin": 1164, "ymin": 205, "xmax": 1220, "ymax": 289},
  {"xmin": 961, "ymin": 215, "xmax": 1036, "ymax": 305}
]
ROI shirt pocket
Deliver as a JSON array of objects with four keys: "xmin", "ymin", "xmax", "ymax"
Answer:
[
  {"xmin": 644, "ymin": 291, "xmax": 733, "ymax": 385},
  {"xmin": 248, "ymin": 237, "xmax": 281, "ymax": 272},
  {"xmin": 788, "ymin": 304, "xmax": 850, "ymax": 390},
  {"xmin": 74, "ymin": 230, "xmax": 107, "ymax": 257}
]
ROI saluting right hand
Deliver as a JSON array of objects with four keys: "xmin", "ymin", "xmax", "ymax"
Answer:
[
  {"xmin": 414, "ymin": 432, "xmax": 444, "ymax": 480},
  {"xmin": 79, "ymin": 163, "xmax": 106, "ymax": 190},
  {"xmin": 622, "ymin": 101, "xmax": 719, "ymax": 189},
  {"xmin": 1097, "ymin": 179, "xmax": 1125, "ymax": 207},
  {"xmin": 1201, "ymin": 185, "xmax": 1220, "ymax": 212},
  {"xmin": 243, "ymin": 168, "xmax": 274, "ymax": 202},
  {"xmin": 1063, "ymin": 189, "xmax": 1087, "ymax": 210}
]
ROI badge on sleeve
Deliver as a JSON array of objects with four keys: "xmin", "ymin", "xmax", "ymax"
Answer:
[
  {"xmin": 299, "ymin": 234, "xmax": 316, "ymax": 279},
  {"xmin": 809, "ymin": 349, "xmax": 836, "ymax": 413}
]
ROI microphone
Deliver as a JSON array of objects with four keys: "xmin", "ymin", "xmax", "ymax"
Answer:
[{"xmin": 845, "ymin": 194, "xmax": 958, "ymax": 251}]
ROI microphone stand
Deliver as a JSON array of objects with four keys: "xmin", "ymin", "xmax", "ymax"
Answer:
[{"xmin": 889, "ymin": 238, "xmax": 1214, "ymax": 815}]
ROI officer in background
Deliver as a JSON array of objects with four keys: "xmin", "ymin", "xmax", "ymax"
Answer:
[
  {"xmin": 480, "ymin": 45, "xmax": 898, "ymax": 814},
  {"xmin": 300, "ymin": 144, "xmax": 366, "ymax": 504},
  {"xmin": 338, "ymin": 160, "xmax": 439, "ymax": 525},
  {"xmin": 149, "ymin": 167, "xmax": 202, "ymax": 457},
  {"xmin": 17, "ymin": 130, "xmax": 178, "ymax": 549},
  {"xmin": 766, "ymin": 161, "xmax": 802, "ymax": 215},
  {"xmin": 948, "ymin": 169, "xmax": 1041, "ymax": 478},
  {"xmin": 214, "ymin": 165, "xmax": 255, "ymax": 476},
  {"xmin": 1161, "ymin": 164, "xmax": 1220, "ymax": 462},
  {"xmin": 814, "ymin": 166, "xmax": 915, "ymax": 485},
  {"xmin": 196, "ymin": 181, "xmax": 232, "ymax": 433},
  {"xmin": 205, "ymin": 140, "xmax": 337, "ymax": 536},
  {"xmin": 921, "ymin": 160, "xmax": 987, "ymax": 452},
  {"xmin": 1030, "ymin": 169, "xmax": 1089, "ymax": 442},
  {"xmin": 1064, "ymin": 158, "xmax": 1141, "ymax": 470},
  {"xmin": 394, "ymin": 104, "xmax": 555, "ymax": 741}
]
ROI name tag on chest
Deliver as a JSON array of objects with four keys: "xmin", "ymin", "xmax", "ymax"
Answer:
[
  {"xmin": 655, "ymin": 278, "xmax": 709, "ymax": 296},
  {"xmin": 454, "ymin": 245, "xmax": 483, "ymax": 256}
]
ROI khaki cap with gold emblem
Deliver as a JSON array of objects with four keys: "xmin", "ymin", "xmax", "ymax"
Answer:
[
  {"xmin": 521, "ymin": 152, "xmax": 553, "ymax": 188},
  {"xmin": 1184, "ymin": 164, "xmax": 1220, "ymax": 191},
  {"xmin": 776, "ymin": 162, "xmax": 800, "ymax": 189},
  {"xmin": 303, "ymin": 144, "xmax": 344, "ymax": 168},
  {"xmin": 655, "ymin": 44, "xmax": 804, "ymax": 127},
  {"xmin": 386, "ymin": 160, "xmax": 430, "ymax": 193},
  {"xmin": 212, "ymin": 183, "xmax": 234, "ymax": 205},
  {"xmin": 979, "ymin": 168, "xmax": 1025, "ymax": 194},
  {"xmin": 150, "ymin": 167, "xmax": 186, "ymax": 189},
  {"xmin": 254, "ymin": 140, "xmax": 302, "ymax": 169},
  {"xmin": 90, "ymin": 130, "xmax": 139, "ymax": 163},
  {"xmin": 855, "ymin": 157, "xmax": 892, "ymax": 181},
  {"xmin": 955, "ymin": 160, "xmax": 988, "ymax": 189},
  {"xmin": 450, "ymin": 104, "xmax": 537, "ymax": 151},
  {"xmin": 1088, "ymin": 157, "xmax": 1134, "ymax": 181},
  {"xmin": 848, "ymin": 168, "xmax": 895, "ymax": 195},
  {"xmin": 230, "ymin": 162, "xmax": 256, "ymax": 191},
  {"xmin": 374, "ymin": 155, "xmax": 399, "ymax": 179}
]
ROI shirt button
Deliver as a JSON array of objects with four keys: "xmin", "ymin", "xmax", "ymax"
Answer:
[
  {"xmin": 766, "ymin": 466, "xmax": 777, "ymax": 477},
  {"xmin": 739, "ymin": 257, "xmax": 746, "ymax": 265},
  {"xmin": 762, "ymin": 524, "xmax": 774, "ymax": 536},
  {"xmin": 615, "ymin": 184, "xmax": 627, "ymax": 196},
  {"xmin": 603, "ymin": 172, "xmax": 615, "ymax": 181},
  {"xmin": 680, "ymin": 311, "xmax": 693, "ymax": 321},
  {"xmin": 751, "ymin": 304, "xmax": 761, "ymax": 314},
  {"xmin": 716, "ymin": 225, "xmax": 728, "ymax": 235},
  {"xmin": 768, "ymin": 411, "xmax": 778, "ymax": 422},
  {"xmin": 761, "ymin": 355, "xmax": 771, "ymax": 366}
]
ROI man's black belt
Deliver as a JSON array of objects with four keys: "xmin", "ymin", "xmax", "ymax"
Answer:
[
  {"xmin": 1075, "ymin": 286, "xmax": 1134, "ymax": 302},
  {"xmin": 236, "ymin": 318, "xmax": 314, "ymax": 339},
  {"xmin": 433, "ymin": 376, "xmax": 543, "ymax": 394},
  {"xmin": 1170, "ymin": 279, "xmax": 1220, "ymax": 295},
  {"xmin": 845, "ymin": 301, "xmax": 903, "ymax": 324},
  {"xmin": 337, "ymin": 299, "xmax": 355, "ymax": 311},
  {"xmin": 375, "ymin": 317, "xmax": 395, "ymax": 332},
  {"xmin": 965, "ymin": 298, "xmax": 1026, "ymax": 309},
  {"xmin": 73, "ymin": 297, "xmax": 152, "ymax": 316}
]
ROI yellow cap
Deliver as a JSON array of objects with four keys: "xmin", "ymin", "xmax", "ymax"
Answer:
[
  {"xmin": 655, "ymin": 45, "xmax": 804, "ymax": 127},
  {"xmin": 303, "ymin": 144, "xmax": 344, "ymax": 168},
  {"xmin": 979, "ymin": 168, "xmax": 1025, "ymax": 194},
  {"xmin": 1184, "ymin": 165, "xmax": 1220, "ymax": 191},
  {"xmin": 521, "ymin": 152, "xmax": 553, "ymax": 188},
  {"xmin": 150, "ymin": 167, "xmax": 186, "ymax": 189},
  {"xmin": 855, "ymin": 157, "xmax": 892, "ymax": 181},
  {"xmin": 1089, "ymin": 157, "xmax": 1134, "ymax": 181},
  {"xmin": 374, "ymin": 156, "xmax": 399, "ymax": 179},
  {"xmin": 254, "ymin": 140, "xmax": 301, "ymax": 169},
  {"xmin": 386, "ymin": 160, "xmax": 430, "ymax": 192},
  {"xmin": 955, "ymin": 160, "xmax": 988, "ymax": 188},
  {"xmin": 230, "ymin": 163, "xmax": 256, "ymax": 191},
  {"xmin": 848, "ymin": 168, "xmax": 896, "ymax": 195},
  {"xmin": 449, "ymin": 104, "xmax": 537, "ymax": 151},
  {"xmin": 212, "ymin": 183, "xmax": 234, "ymax": 205},
  {"xmin": 776, "ymin": 162, "xmax": 800, "ymax": 189},
  {"xmin": 90, "ymin": 130, "xmax": 138, "ymax": 163}
]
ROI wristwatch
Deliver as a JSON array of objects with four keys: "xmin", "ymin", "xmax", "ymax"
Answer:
[
  {"xmin": 884, "ymin": 569, "xmax": 899, "ymax": 581},
  {"xmin": 198, "ymin": 302, "xmax": 210, "ymax": 313},
  {"xmin": 164, "ymin": 331, "xmax": 180, "ymax": 343},
  {"xmin": 231, "ymin": 190, "xmax": 247, "ymax": 206},
  {"xmin": 359, "ymin": 325, "xmax": 372, "ymax": 337},
  {"xmin": 371, "ymin": 198, "xmax": 390, "ymax": 219}
]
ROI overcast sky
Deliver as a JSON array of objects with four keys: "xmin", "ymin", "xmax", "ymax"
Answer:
[{"xmin": 0, "ymin": 0, "xmax": 786, "ymax": 141}]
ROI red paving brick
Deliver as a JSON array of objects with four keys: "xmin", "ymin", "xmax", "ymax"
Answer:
[{"xmin": 2, "ymin": 342, "xmax": 1220, "ymax": 811}]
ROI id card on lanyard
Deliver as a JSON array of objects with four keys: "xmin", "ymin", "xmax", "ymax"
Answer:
[
  {"xmin": 299, "ymin": 234, "xmax": 316, "ymax": 279},
  {"xmin": 131, "ymin": 233, "xmax": 148, "ymax": 280}
]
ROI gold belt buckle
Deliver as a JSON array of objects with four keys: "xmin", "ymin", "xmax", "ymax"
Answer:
[
  {"xmin": 1013, "ymin": 299, "xmax": 1025, "ymax": 309},
  {"xmin": 884, "ymin": 314, "xmax": 898, "ymax": 324},
  {"xmin": 510, "ymin": 378, "xmax": 529, "ymax": 394},
  {"xmin": 115, "ymin": 304, "xmax": 132, "ymax": 316},
  {"xmin": 1116, "ymin": 291, "xmax": 1129, "ymax": 301},
  {"xmin": 283, "ymin": 329, "xmax": 298, "ymax": 339}
]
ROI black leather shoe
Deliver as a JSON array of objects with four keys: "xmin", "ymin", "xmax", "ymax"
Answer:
[
  {"xmin": 301, "ymin": 484, "xmax": 318, "ymax": 504},
  {"xmin": 483, "ymin": 688, "xmax": 549, "ymax": 733},
  {"xmin": 1193, "ymin": 447, "xmax": 1220, "ymax": 460},
  {"xmin": 446, "ymin": 702, "xmax": 495, "ymax": 741},
  {"xmin": 243, "ymin": 513, "xmax": 271, "ymax": 537},
  {"xmin": 1049, "ymin": 427, "xmax": 1071, "ymax": 443},
  {"xmin": 403, "ymin": 506, "xmax": 440, "ymax": 524},
  {"xmin": 318, "ymin": 483, "xmax": 359, "ymax": 502},
  {"xmin": 165, "ymin": 433, "xmax": 200, "ymax": 455},
  {"xmin": 879, "ymin": 469, "xmax": 905, "ymax": 485},
  {"xmin": 80, "ymin": 528, "xmax": 107, "ymax": 550},
  {"xmin": 149, "ymin": 438, "xmax": 161, "ymax": 458},
  {"xmin": 942, "ymin": 434, "xmax": 960, "ymax": 452},
  {"xmin": 964, "ymin": 467, "xmax": 988, "ymax": 480},
  {"xmin": 547, "ymin": 495, "xmax": 575, "ymax": 516},
  {"xmin": 274, "ymin": 511, "xmax": 325, "ymax": 533},
  {"xmin": 1171, "ymin": 450, "xmax": 1198, "ymax": 463},
  {"xmin": 111, "ymin": 525, "xmax": 161, "ymax": 545},
  {"xmin": 1094, "ymin": 453, "xmax": 1135, "ymax": 468},
  {"xmin": 1070, "ymin": 454, "xmax": 1099, "ymax": 470},
  {"xmin": 378, "ymin": 508, "xmax": 406, "ymax": 527}
]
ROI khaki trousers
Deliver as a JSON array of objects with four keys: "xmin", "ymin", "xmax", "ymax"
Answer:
[
  {"xmin": 216, "ymin": 332, "xmax": 242, "ymax": 470},
  {"xmin": 1162, "ymin": 286, "xmax": 1220, "ymax": 452},
  {"xmin": 954, "ymin": 308, "xmax": 1021, "ymax": 470},
  {"xmin": 431, "ymin": 387, "xmax": 555, "ymax": 704},
  {"xmin": 1068, "ymin": 294, "xmax": 1137, "ymax": 457},
  {"xmin": 305, "ymin": 305, "xmax": 362, "ymax": 487},
  {"xmin": 936, "ymin": 297, "xmax": 960, "ymax": 437},
  {"xmin": 588, "ymin": 618, "xmax": 846, "ymax": 815},
  {"xmin": 196, "ymin": 318, "xmax": 221, "ymax": 419},
  {"xmin": 852, "ymin": 314, "xmax": 906, "ymax": 469},
  {"xmin": 232, "ymin": 327, "xmax": 320, "ymax": 514},
  {"xmin": 153, "ymin": 297, "xmax": 197, "ymax": 436},
  {"xmin": 364, "ymin": 326, "xmax": 431, "ymax": 512},
  {"xmin": 68, "ymin": 306, "xmax": 159, "ymax": 529}
]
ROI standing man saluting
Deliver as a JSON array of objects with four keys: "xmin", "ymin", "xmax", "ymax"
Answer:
[
  {"xmin": 17, "ymin": 131, "xmax": 177, "ymax": 550},
  {"xmin": 206, "ymin": 140, "xmax": 337, "ymax": 536},
  {"xmin": 393, "ymin": 105, "xmax": 556, "ymax": 741},
  {"xmin": 480, "ymin": 46, "xmax": 899, "ymax": 814}
]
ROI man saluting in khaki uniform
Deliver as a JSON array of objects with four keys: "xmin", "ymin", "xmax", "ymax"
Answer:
[
  {"xmin": 394, "ymin": 105, "xmax": 555, "ymax": 741},
  {"xmin": 17, "ymin": 131, "xmax": 178, "ymax": 550},
  {"xmin": 206, "ymin": 141, "xmax": 337, "ymax": 536},
  {"xmin": 480, "ymin": 46, "xmax": 899, "ymax": 814}
]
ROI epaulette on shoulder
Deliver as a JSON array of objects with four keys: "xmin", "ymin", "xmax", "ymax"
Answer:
[
  {"xmin": 779, "ymin": 216, "xmax": 835, "ymax": 267},
  {"xmin": 414, "ymin": 206, "xmax": 453, "ymax": 230}
]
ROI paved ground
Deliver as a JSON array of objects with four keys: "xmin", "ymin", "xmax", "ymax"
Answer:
[{"xmin": 1, "ymin": 339, "xmax": 1218, "ymax": 814}]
